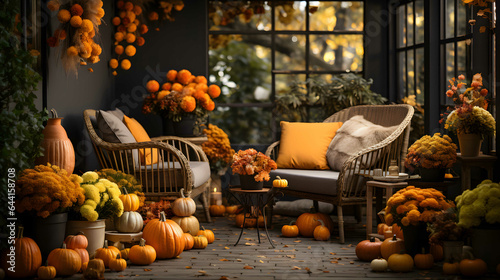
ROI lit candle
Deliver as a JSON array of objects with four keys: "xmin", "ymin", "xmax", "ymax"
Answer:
[{"xmin": 210, "ymin": 187, "xmax": 222, "ymax": 206}]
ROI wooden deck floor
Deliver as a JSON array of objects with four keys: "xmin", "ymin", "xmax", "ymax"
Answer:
[{"xmin": 63, "ymin": 211, "xmax": 497, "ymax": 280}]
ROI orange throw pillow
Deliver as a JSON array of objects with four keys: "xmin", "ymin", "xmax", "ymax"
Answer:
[
  {"xmin": 123, "ymin": 116, "xmax": 159, "ymax": 165},
  {"xmin": 276, "ymin": 121, "xmax": 343, "ymax": 170}
]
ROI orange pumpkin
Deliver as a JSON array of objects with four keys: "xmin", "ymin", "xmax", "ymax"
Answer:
[
  {"xmin": 172, "ymin": 188, "xmax": 196, "ymax": 217},
  {"xmin": 380, "ymin": 234, "xmax": 404, "ymax": 260},
  {"xmin": 377, "ymin": 223, "xmax": 391, "ymax": 235},
  {"xmin": 47, "ymin": 243, "xmax": 81, "ymax": 276},
  {"xmin": 225, "ymin": 205, "xmax": 239, "ymax": 215},
  {"xmin": 313, "ymin": 219, "xmax": 330, "ymax": 241},
  {"xmin": 281, "ymin": 220, "xmax": 299, "ymax": 238},
  {"xmin": 171, "ymin": 215, "xmax": 200, "ymax": 234},
  {"xmin": 197, "ymin": 226, "xmax": 215, "ymax": 244},
  {"xmin": 443, "ymin": 261, "xmax": 460, "ymax": 275},
  {"xmin": 94, "ymin": 240, "xmax": 121, "ymax": 267},
  {"xmin": 193, "ymin": 235, "xmax": 208, "ymax": 249},
  {"xmin": 459, "ymin": 254, "xmax": 488, "ymax": 278},
  {"xmin": 355, "ymin": 237, "xmax": 382, "ymax": 262},
  {"xmin": 109, "ymin": 254, "xmax": 127, "ymax": 272},
  {"xmin": 387, "ymin": 252, "xmax": 414, "ymax": 272},
  {"xmin": 429, "ymin": 244, "xmax": 443, "ymax": 262},
  {"xmin": 37, "ymin": 262, "xmax": 56, "ymax": 280},
  {"xmin": 1, "ymin": 226, "xmax": 42, "ymax": 278},
  {"xmin": 119, "ymin": 187, "xmax": 140, "ymax": 211},
  {"xmin": 209, "ymin": 205, "xmax": 226, "ymax": 217},
  {"xmin": 183, "ymin": 233, "xmax": 194, "ymax": 250},
  {"xmin": 120, "ymin": 248, "xmax": 130, "ymax": 260},
  {"xmin": 142, "ymin": 211, "xmax": 185, "ymax": 259},
  {"xmin": 73, "ymin": 248, "xmax": 89, "ymax": 271},
  {"xmin": 129, "ymin": 238, "xmax": 156, "ymax": 265},
  {"xmin": 295, "ymin": 209, "xmax": 334, "ymax": 237},
  {"xmin": 414, "ymin": 248, "xmax": 434, "ymax": 270},
  {"xmin": 235, "ymin": 213, "xmax": 257, "ymax": 228},
  {"xmin": 64, "ymin": 232, "xmax": 88, "ymax": 249}
]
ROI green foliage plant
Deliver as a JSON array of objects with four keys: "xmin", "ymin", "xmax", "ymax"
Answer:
[
  {"xmin": 275, "ymin": 73, "xmax": 388, "ymax": 122},
  {"xmin": 0, "ymin": 0, "xmax": 48, "ymax": 246}
]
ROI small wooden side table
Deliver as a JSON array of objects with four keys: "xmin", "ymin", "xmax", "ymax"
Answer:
[
  {"xmin": 105, "ymin": 231, "xmax": 143, "ymax": 247},
  {"xmin": 456, "ymin": 153, "xmax": 497, "ymax": 191},
  {"xmin": 366, "ymin": 180, "xmax": 408, "ymax": 239}
]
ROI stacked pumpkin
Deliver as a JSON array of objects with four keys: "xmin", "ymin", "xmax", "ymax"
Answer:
[
  {"xmin": 115, "ymin": 188, "xmax": 144, "ymax": 233},
  {"xmin": 281, "ymin": 208, "xmax": 334, "ymax": 240},
  {"xmin": 171, "ymin": 188, "xmax": 200, "ymax": 236}
]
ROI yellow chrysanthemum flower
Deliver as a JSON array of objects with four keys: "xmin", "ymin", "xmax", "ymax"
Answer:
[{"xmin": 82, "ymin": 171, "xmax": 99, "ymax": 183}]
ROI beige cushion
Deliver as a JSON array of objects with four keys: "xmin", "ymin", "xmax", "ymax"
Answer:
[
  {"xmin": 326, "ymin": 115, "xmax": 398, "ymax": 171},
  {"xmin": 139, "ymin": 161, "xmax": 210, "ymax": 188}
]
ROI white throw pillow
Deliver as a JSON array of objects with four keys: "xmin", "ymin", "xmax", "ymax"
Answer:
[{"xmin": 326, "ymin": 115, "xmax": 398, "ymax": 171}]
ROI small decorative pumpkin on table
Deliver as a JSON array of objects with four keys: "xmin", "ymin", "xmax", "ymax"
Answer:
[
  {"xmin": 273, "ymin": 176, "xmax": 288, "ymax": 188},
  {"xmin": 119, "ymin": 187, "xmax": 140, "ymax": 212},
  {"xmin": 281, "ymin": 220, "xmax": 299, "ymax": 237}
]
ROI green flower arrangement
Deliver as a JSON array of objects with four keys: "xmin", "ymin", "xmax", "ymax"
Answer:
[
  {"xmin": 445, "ymin": 106, "xmax": 496, "ymax": 136},
  {"xmin": 77, "ymin": 171, "xmax": 124, "ymax": 221},
  {"xmin": 455, "ymin": 179, "xmax": 500, "ymax": 228},
  {"xmin": 404, "ymin": 133, "xmax": 457, "ymax": 171}
]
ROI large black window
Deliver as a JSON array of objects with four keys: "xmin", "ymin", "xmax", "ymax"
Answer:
[{"xmin": 208, "ymin": 1, "xmax": 364, "ymax": 144}]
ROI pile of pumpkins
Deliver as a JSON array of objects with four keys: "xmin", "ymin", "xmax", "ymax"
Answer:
[
  {"xmin": 115, "ymin": 188, "xmax": 143, "ymax": 233},
  {"xmin": 355, "ymin": 223, "xmax": 494, "ymax": 278},
  {"xmin": 281, "ymin": 208, "xmax": 334, "ymax": 241}
]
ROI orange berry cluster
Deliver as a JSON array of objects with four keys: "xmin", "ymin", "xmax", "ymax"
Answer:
[
  {"xmin": 142, "ymin": 69, "xmax": 221, "ymax": 119},
  {"xmin": 47, "ymin": 0, "xmax": 105, "ymax": 69},
  {"xmin": 148, "ymin": 0, "xmax": 184, "ymax": 23},
  {"xmin": 109, "ymin": 1, "xmax": 149, "ymax": 75}
]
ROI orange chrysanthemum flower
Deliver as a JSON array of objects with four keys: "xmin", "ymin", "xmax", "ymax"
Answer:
[
  {"xmin": 177, "ymin": 69, "xmax": 192, "ymax": 85},
  {"xmin": 180, "ymin": 96, "xmax": 196, "ymax": 112},
  {"xmin": 166, "ymin": 69, "xmax": 178, "ymax": 81}
]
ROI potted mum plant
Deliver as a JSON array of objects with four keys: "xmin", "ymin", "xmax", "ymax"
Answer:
[
  {"xmin": 443, "ymin": 73, "xmax": 496, "ymax": 156},
  {"xmin": 384, "ymin": 185, "xmax": 455, "ymax": 256},
  {"xmin": 67, "ymin": 171, "xmax": 124, "ymax": 255},
  {"xmin": 142, "ymin": 69, "xmax": 221, "ymax": 136},
  {"xmin": 15, "ymin": 163, "xmax": 85, "ymax": 257},
  {"xmin": 231, "ymin": 148, "xmax": 277, "ymax": 190},
  {"xmin": 404, "ymin": 133, "xmax": 457, "ymax": 182}
]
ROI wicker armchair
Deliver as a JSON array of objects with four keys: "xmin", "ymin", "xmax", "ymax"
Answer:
[
  {"xmin": 265, "ymin": 104, "xmax": 414, "ymax": 243},
  {"xmin": 83, "ymin": 109, "xmax": 212, "ymax": 222}
]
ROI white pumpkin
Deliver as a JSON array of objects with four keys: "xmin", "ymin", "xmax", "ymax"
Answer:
[
  {"xmin": 114, "ymin": 211, "xmax": 144, "ymax": 233},
  {"xmin": 171, "ymin": 216, "xmax": 199, "ymax": 234},
  {"xmin": 172, "ymin": 188, "xmax": 196, "ymax": 217},
  {"xmin": 371, "ymin": 258, "xmax": 388, "ymax": 272}
]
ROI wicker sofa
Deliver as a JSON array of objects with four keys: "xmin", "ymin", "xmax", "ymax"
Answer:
[{"xmin": 265, "ymin": 104, "xmax": 414, "ymax": 243}]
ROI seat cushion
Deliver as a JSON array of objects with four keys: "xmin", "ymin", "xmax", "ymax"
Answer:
[
  {"xmin": 269, "ymin": 169, "xmax": 339, "ymax": 196},
  {"xmin": 276, "ymin": 121, "xmax": 343, "ymax": 170},
  {"xmin": 326, "ymin": 115, "xmax": 398, "ymax": 171},
  {"xmin": 139, "ymin": 161, "xmax": 210, "ymax": 188}
]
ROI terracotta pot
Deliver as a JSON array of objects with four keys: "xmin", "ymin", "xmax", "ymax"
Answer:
[
  {"xmin": 35, "ymin": 109, "xmax": 75, "ymax": 174},
  {"xmin": 457, "ymin": 133, "xmax": 482, "ymax": 157}
]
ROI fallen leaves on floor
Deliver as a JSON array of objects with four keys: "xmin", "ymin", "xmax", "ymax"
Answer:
[
  {"xmin": 185, "ymin": 266, "xmax": 192, "ymax": 269},
  {"xmin": 219, "ymin": 258, "xmax": 229, "ymax": 261},
  {"xmin": 198, "ymin": 270, "xmax": 208, "ymax": 276},
  {"xmin": 243, "ymin": 265, "xmax": 253, "ymax": 269},
  {"xmin": 219, "ymin": 277, "xmax": 229, "ymax": 280},
  {"xmin": 143, "ymin": 269, "xmax": 151, "ymax": 271},
  {"xmin": 292, "ymin": 266, "xmax": 301, "ymax": 270}
]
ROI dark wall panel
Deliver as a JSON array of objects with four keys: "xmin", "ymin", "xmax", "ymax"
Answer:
[
  {"xmin": 114, "ymin": 0, "xmax": 208, "ymax": 138},
  {"xmin": 45, "ymin": 0, "xmax": 115, "ymax": 174}
]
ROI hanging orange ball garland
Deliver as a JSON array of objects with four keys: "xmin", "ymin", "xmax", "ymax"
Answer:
[{"xmin": 46, "ymin": 0, "xmax": 105, "ymax": 76}]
